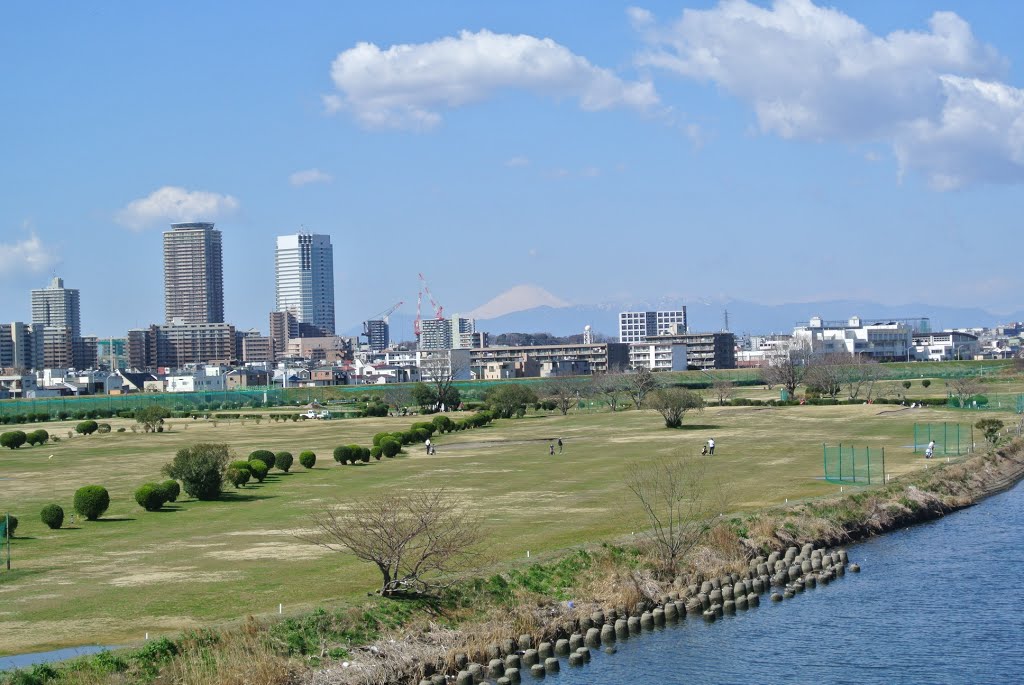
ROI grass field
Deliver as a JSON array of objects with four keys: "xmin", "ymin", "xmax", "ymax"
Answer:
[{"xmin": 0, "ymin": 401, "xmax": 1018, "ymax": 655}]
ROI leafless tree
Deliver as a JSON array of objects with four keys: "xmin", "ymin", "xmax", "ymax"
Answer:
[
  {"xmin": 710, "ymin": 376, "xmax": 736, "ymax": 406},
  {"xmin": 803, "ymin": 352, "xmax": 851, "ymax": 399},
  {"xmin": 626, "ymin": 455, "xmax": 715, "ymax": 578},
  {"xmin": 419, "ymin": 353, "xmax": 469, "ymax": 410},
  {"xmin": 842, "ymin": 355, "xmax": 886, "ymax": 400},
  {"xmin": 624, "ymin": 367, "xmax": 661, "ymax": 409},
  {"xmin": 591, "ymin": 372, "xmax": 626, "ymax": 412},
  {"xmin": 381, "ymin": 385, "xmax": 413, "ymax": 413},
  {"xmin": 947, "ymin": 376, "xmax": 983, "ymax": 408},
  {"xmin": 648, "ymin": 387, "xmax": 705, "ymax": 428},
  {"xmin": 763, "ymin": 349, "xmax": 806, "ymax": 397},
  {"xmin": 545, "ymin": 377, "xmax": 581, "ymax": 416},
  {"xmin": 300, "ymin": 489, "xmax": 483, "ymax": 596}
]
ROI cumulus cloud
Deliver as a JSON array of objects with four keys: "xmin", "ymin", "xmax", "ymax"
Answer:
[
  {"xmin": 289, "ymin": 168, "xmax": 333, "ymax": 186},
  {"xmin": 117, "ymin": 186, "xmax": 240, "ymax": 230},
  {"xmin": 0, "ymin": 229, "xmax": 59, "ymax": 276},
  {"xmin": 326, "ymin": 29, "xmax": 659, "ymax": 129},
  {"xmin": 634, "ymin": 0, "xmax": 1024, "ymax": 188}
]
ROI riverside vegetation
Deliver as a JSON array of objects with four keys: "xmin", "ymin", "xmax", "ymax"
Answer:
[{"xmin": 1, "ymin": 372, "xmax": 1022, "ymax": 683}]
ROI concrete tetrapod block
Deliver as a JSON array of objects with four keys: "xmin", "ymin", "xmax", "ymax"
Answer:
[
  {"xmin": 711, "ymin": 603, "xmax": 724, "ymax": 617},
  {"xmin": 640, "ymin": 611, "xmax": 655, "ymax": 630},
  {"xmin": 467, "ymin": 663, "xmax": 484, "ymax": 681},
  {"xmin": 497, "ymin": 678, "xmax": 511, "ymax": 685},
  {"xmin": 554, "ymin": 639, "xmax": 570, "ymax": 656},
  {"xmin": 801, "ymin": 560, "xmax": 813, "ymax": 574},
  {"xmin": 723, "ymin": 600, "xmax": 736, "ymax": 614},
  {"xmin": 615, "ymin": 619, "xmax": 629, "ymax": 638},
  {"xmin": 653, "ymin": 608, "xmax": 666, "ymax": 625},
  {"xmin": 665, "ymin": 602, "xmax": 679, "ymax": 621},
  {"xmin": 576, "ymin": 647, "xmax": 591, "ymax": 662},
  {"xmin": 752, "ymin": 578, "xmax": 765, "ymax": 594},
  {"xmin": 710, "ymin": 577, "xmax": 721, "ymax": 590},
  {"xmin": 538, "ymin": 642, "xmax": 554, "ymax": 660},
  {"xmin": 721, "ymin": 585, "xmax": 734, "ymax": 601},
  {"xmin": 568, "ymin": 653, "xmax": 584, "ymax": 667},
  {"xmin": 504, "ymin": 668, "xmax": 520, "ymax": 683},
  {"xmin": 767, "ymin": 552, "xmax": 780, "ymax": 567},
  {"xmin": 501, "ymin": 638, "xmax": 517, "ymax": 656},
  {"xmin": 545, "ymin": 657, "xmax": 560, "ymax": 673},
  {"xmin": 805, "ymin": 575, "xmax": 817, "ymax": 589},
  {"xmin": 771, "ymin": 592, "xmax": 783, "ymax": 602},
  {"xmin": 812, "ymin": 557, "xmax": 823, "ymax": 571},
  {"xmin": 591, "ymin": 610, "xmax": 605, "ymax": 626},
  {"xmin": 783, "ymin": 589, "xmax": 795, "ymax": 599},
  {"xmin": 628, "ymin": 615, "xmax": 641, "ymax": 634},
  {"xmin": 522, "ymin": 649, "xmax": 539, "ymax": 667},
  {"xmin": 579, "ymin": 616, "xmax": 593, "ymax": 632},
  {"xmin": 518, "ymin": 634, "xmax": 533, "ymax": 651},
  {"xmin": 747, "ymin": 592, "xmax": 760, "ymax": 607},
  {"xmin": 675, "ymin": 600, "xmax": 687, "ymax": 618},
  {"xmin": 568, "ymin": 633, "xmax": 584, "ymax": 651},
  {"xmin": 703, "ymin": 609, "xmax": 717, "ymax": 622},
  {"xmin": 709, "ymin": 589, "xmax": 723, "ymax": 605},
  {"xmin": 489, "ymin": 659, "xmax": 505, "ymax": 678},
  {"xmin": 698, "ymin": 592, "xmax": 711, "ymax": 610},
  {"xmin": 850, "ymin": 563, "xmax": 861, "ymax": 573},
  {"xmin": 487, "ymin": 643, "xmax": 502, "ymax": 661},
  {"xmin": 419, "ymin": 679, "xmax": 432, "ymax": 685},
  {"xmin": 600, "ymin": 624, "xmax": 616, "ymax": 644},
  {"xmin": 456, "ymin": 671, "xmax": 473, "ymax": 685},
  {"xmin": 530, "ymin": 664, "xmax": 545, "ymax": 678},
  {"xmin": 788, "ymin": 565, "xmax": 801, "ymax": 581},
  {"xmin": 839, "ymin": 549, "xmax": 849, "ymax": 564},
  {"xmin": 431, "ymin": 676, "xmax": 446, "ymax": 685},
  {"xmin": 455, "ymin": 653, "xmax": 469, "ymax": 669},
  {"xmin": 836, "ymin": 564, "xmax": 846, "ymax": 577},
  {"xmin": 686, "ymin": 598, "xmax": 703, "ymax": 616},
  {"xmin": 735, "ymin": 595, "xmax": 748, "ymax": 610},
  {"xmin": 585, "ymin": 627, "xmax": 601, "ymax": 648},
  {"xmin": 505, "ymin": 654, "xmax": 521, "ymax": 670}
]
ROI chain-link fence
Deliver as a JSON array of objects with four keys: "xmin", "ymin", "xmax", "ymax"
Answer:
[
  {"xmin": 823, "ymin": 444, "xmax": 885, "ymax": 485},
  {"xmin": 913, "ymin": 422, "xmax": 974, "ymax": 455}
]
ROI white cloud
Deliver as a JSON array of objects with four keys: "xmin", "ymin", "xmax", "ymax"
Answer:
[
  {"xmin": 289, "ymin": 168, "xmax": 334, "ymax": 186},
  {"xmin": 627, "ymin": 6, "xmax": 654, "ymax": 29},
  {"xmin": 504, "ymin": 156, "xmax": 530, "ymax": 168},
  {"xmin": 327, "ymin": 29, "xmax": 659, "ymax": 129},
  {"xmin": 0, "ymin": 229, "xmax": 59, "ymax": 276},
  {"xmin": 116, "ymin": 186, "xmax": 240, "ymax": 230},
  {"xmin": 634, "ymin": 0, "xmax": 1024, "ymax": 188}
]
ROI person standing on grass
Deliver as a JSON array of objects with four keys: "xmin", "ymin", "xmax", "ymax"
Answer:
[
  {"xmin": 708, "ymin": 438, "xmax": 715, "ymax": 456},
  {"xmin": 425, "ymin": 437, "xmax": 431, "ymax": 454},
  {"xmin": 558, "ymin": 438, "xmax": 563, "ymax": 454},
  {"xmin": 549, "ymin": 442, "xmax": 555, "ymax": 456}
]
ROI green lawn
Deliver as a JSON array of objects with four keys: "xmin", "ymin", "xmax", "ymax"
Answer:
[{"xmin": 0, "ymin": 402, "xmax": 1016, "ymax": 655}]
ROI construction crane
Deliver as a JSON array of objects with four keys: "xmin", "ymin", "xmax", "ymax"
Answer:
[
  {"xmin": 362, "ymin": 301, "xmax": 403, "ymax": 338},
  {"xmin": 414, "ymin": 273, "xmax": 444, "ymax": 340}
]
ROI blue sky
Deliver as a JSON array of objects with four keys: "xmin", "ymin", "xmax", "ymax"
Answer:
[{"xmin": 2, "ymin": 0, "xmax": 1023, "ymax": 337}]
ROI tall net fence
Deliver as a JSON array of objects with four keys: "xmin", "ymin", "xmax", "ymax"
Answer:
[
  {"xmin": 913, "ymin": 423, "xmax": 974, "ymax": 455},
  {"xmin": 945, "ymin": 394, "xmax": 1024, "ymax": 413},
  {"xmin": 823, "ymin": 444, "xmax": 885, "ymax": 485}
]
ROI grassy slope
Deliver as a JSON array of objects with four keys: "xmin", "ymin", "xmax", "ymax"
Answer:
[{"xmin": 0, "ymin": 401, "xmax": 1017, "ymax": 655}]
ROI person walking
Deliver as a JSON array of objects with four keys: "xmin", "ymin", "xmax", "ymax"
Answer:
[
  {"xmin": 549, "ymin": 442, "xmax": 555, "ymax": 456},
  {"xmin": 708, "ymin": 438, "xmax": 715, "ymax": 456},
  {"xmin": 425, "ymin": 438, "xmax": 431, "ymax": 454},
  {"xmin": 926, "ymin": 439, "xmax": 935, "ymax": 459},
  {"xmin": 557, "ymin": 438, "xmax": 563, "ymax": 454}
]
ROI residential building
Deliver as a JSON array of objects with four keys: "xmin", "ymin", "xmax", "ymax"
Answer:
[
  {"xmin": 628, "ymin": 343, "xmax": 689, "ymax": 371},
  {"xmin": 241, "ymin": 333, "xmax": 274, "ymax": 364},
  {"xmin": 792, "ymin": 316, "xmax": 921, "ymax": 361},
  {"xmin": 275, "ymin": 233, "xmax": 335, "ymax": 336},
  {"xmin": 618, "ymin": 308, "xmax": 687, "ymax": 344},
  {"xmin": 365, "ymin": 319, "xmax": 390, "ymax": 351},
  {"xmin": 31, "ymin": 277, "xmax": 80, "ymax": 339},
  {"xmin": 96, "ymin": 338, "xmax": 128, "ymax": 370},
  {"xmin": 285, "ymin": 336, "xmax": 353, "ymax": 363},
  {"xmin": 912, "ymin": 331, "xmax": 981, "ymax": 361},
  {"xmin": 0, "ymin": 322, "xmax": 42, "ymax": 370},
  {"xmin": 225, "ymin": 368, "xmax": 270, "ymax": 390},
  {"xmin": 165, "ymin": 374, "xmax": 226, "ymax": 393},
  {"xmin": 310, "ymin": 366, "xmax": 347, "ymax": 386},
  {"xmin": 630, "ymin": 326, "xmax": 735, "ymax": 370},
  {"xmin": 452, "ymin": 315, "xmax": 476, "ymax": 349},
  {"xmin": 470, "ymin": 342, "xmax": 629, "ymax": 376},
  {"xmin": 163, "ymin": 222, "xmax": 224, "ymax": 324},
  {"xmin": 419, "ymin": 318, "xmax": 453, "ymax": 350},
  {"xmin": 126, "ymin": 321, "xmax": 236, "ymax": 369},
  {"xmin": 269, "ymin": 310, "xmax": 299, "ymax": 359}
]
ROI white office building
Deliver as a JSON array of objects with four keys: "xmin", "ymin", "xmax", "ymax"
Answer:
[
  {"xmin": 792, "ymin": 316, "xmax": 921, "ymax": 361},
  {"xmin": 275, "ymin": 233, "xmax": 335, "ymax": 336},
  {"xmin": 619, "ymin": 308, "xmax": 687, "ymax": 343}
]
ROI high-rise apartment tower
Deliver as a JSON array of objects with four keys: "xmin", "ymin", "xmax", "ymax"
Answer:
[
  {"xmin": 275, "ymin": 233, "xmax": 335, "ymax": 336},
  {"xmin": 163, "ymin": 222, "xmax": 224, "ymax": 324}
]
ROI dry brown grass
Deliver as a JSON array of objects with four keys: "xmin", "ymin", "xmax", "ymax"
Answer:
[{"xmin": 158, "ymin": 619, "xmax": 302, "ymax": 685}]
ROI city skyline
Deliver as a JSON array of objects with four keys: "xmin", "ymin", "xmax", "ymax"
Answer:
[
  {"xmin": 3, "ymin": 1, "xmax": 1024, "ymax": 335},
  {"xmin": 275, "ymin": 233, "xmax": 336, "ymax": 336}
]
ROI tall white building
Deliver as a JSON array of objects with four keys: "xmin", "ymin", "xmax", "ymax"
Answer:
[
  {"xmin": 164, "ymin": 222, "xmax": 224, "ymax": 324},
  {"xmin": 275, "ymin": 233, "xmax": 335, "ymax": 336},
  {"xmin": 618, "ymin": 308, "xmax": 687, "ymax": 343},
  {"xmin": 31, "ymin": 277, "xmax": 81, "ymax": 339}
]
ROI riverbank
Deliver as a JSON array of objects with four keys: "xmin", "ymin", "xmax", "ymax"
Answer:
[{"xmin": 4, "ymin": 438, "xmax": 1023, "ymax": 685}]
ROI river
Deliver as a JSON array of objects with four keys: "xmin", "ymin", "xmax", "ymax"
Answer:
[{"xmin": 532, "ymin": 480, "xmax": 1024, "ymax": 684}]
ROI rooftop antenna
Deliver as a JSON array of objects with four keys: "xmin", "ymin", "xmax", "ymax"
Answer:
[{"xmin": 723, "ymin": 309, "xmax": 730, "ymax": 333}]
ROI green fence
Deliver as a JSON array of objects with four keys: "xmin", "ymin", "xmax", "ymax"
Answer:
[
  {"xmin": 823, "ymin": 444, "xmax": 885, "ymax": 485},
  {"xmin": 913, "ymin": 422, "xmax": 973, "ymax": 455},
  {"xmin": 945, "ymin": 393, "xmax": 1024, "ymax": 413}
]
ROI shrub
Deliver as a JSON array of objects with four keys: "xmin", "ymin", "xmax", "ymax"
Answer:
[
  {"xmin": 431, "ymin": 415, "xmax": 453, "ymax": 433},
  {"xmin": 274, "ymin": 451, "xmax": 294, "ymax": 472},
  {"xmin": 922, "ymin": 379, "xmax": 932, "ymax": 388},
  {"xmin": 359, "ymin": 447, "xmax": 371, "ymax": 463},
  {"xmin": 159, "ymin": 480, "xmax": 181, "ymax": 503},
  {"xmin": 75, "ymin": 420, "xmax": 99, "ymax": 436},
  {"xmin": 74, "ymin": 485, "xmax": 110, "ymax": 520},
  {"xmin": 97, "ymin": 423, "xmax": 112, "ymax": 434},
  {"xmin": 333, "ymin": 445, "xmax": 353, "ymax": 464},
  {"xmin": 134, "ymin": 483, "xmax": 167, "ymax": 511},
  {"xmin": 413, "ymin": 427, "xmax": 431, "ymax": 443},
  {"xmin": 162, "ymin": 443, "xmax": 230, "ymax": 501},
  {"xmin": 381, "ymin": 438, "xmax": 401, "ymax": 458},
  {"xmin": 249, "ymin": 450, "xmax": 277, "ymax": 470},
  {"xmin": 370, "ymin": 445, "xmax": 383, "ymax": 460},
  {"xmin": 372, "ymin": 432, "xmax": 390, "ymax": 447},
  {"xmin": 26, "ymin": 429, "xmax": 49, "ymax": 446},
  {"xmin": 1, "ymin": 431, "xmax": 27, "ymax": 449},
  {"xmin": 299, "ymin": 451, "xmax": 316, "ymax": 469},
  {"xmin": 248, "ymin": 459, "xmax": 269, "ymax": 482},
  {"xmin": 40, "ymin": 504, "xmax": 64, "ymax": 529},
  {"xmin": 226, "ymin": 468, "xmax": 251, "ymax": 488},
  {"xmin": 2, "ymin": 514, "xmax": 18, "ymax": 536}
]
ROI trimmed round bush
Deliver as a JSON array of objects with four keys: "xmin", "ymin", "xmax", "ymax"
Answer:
[
  {"xmin": 226, "ymin": 467, "xmax": 251, "ymax": 488},
  {"xmin": 381, "ymin": 438, "xmax": 401, "ymax": 458},
  {"xmin": 249, "ymin": 450, "xmax": 276, "ymax": 469},
  {"xmin": 75, "ymin": 420, "xmax": 99, "ymax": 436},
  {"xmin": 229, "ymin": 459, "xmax": 253, "ymax": 472},
  {"xmin": 2, "ymin": 514, "xmax": 18, "ymax": 536},
  {"xmin": 248, "ymin": 459, "xmax": 269, "ymax": 482},
  {"xmin": 97, "ymin": 423, "xmax": 112, "ymax": 434},
  {"xmin": 1, "ymin": 430, "xmax": 27, "ymax": 450},
  {"xmin": 400, "ymin": 431, "xmax": 415, "ymax": 445},
  {"xmin": 134, "ymin": 483, "xmax": 167, "ymax": 511},
  {"xmin": 413, "ymin": 427, "xmax": 431, "ymax": 442},
  {"xmin": 359, "ymin": 446, "xmax": 371, "ymax": 463},
  {"xmin": 74, "ymin": 485, "xmax": 110, "ymax": 520},
  {"xmin": 159, "ymin": 480, "xmax": 181, "ymax": 503},
  {"xmin": 26, "ymin": 429, "xmax": 49, "ymax": 446},
  {"xmin": 274, "ymin": 451, "xmax": 293, "ymax": 472},
  {"xmin": 299, "ymin": 451, "xmax": 316, "ymax": 469},
  {"xmin": 370, "ymin": 445, "xmax": 383, "ymax": 460},
  {"xmin": 333, "ymin": 445, "xmax": 352, "ymax": 464},
  {"xmin": 372, "ymin": 432, "xmax": 390, "ymax": 446},
  {"xmin": 40, "ymin": 504, "xmax": 64, "ymax": 529}
]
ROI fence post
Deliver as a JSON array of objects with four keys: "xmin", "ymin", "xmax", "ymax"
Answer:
[
  {"xmin": 823, "ymin": 443, "xmax": 827, "ymax": 481},
  {"xmin": 882, "ymin": 447, "xmax": 886, "ymax": 481},
  {"xmin": 943, "ymin": 422, "xmax": 948, "ymax": 456},
  {"xmin": 838, "ymin": 443, "xmax": 842, "ymax": 482},
  {"xmin": 867, "ymin": 447, "xmax": 871, "ymax": 485}
]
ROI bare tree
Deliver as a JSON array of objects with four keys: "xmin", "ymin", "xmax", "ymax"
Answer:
[
  {"xmin": 301, "ymin": 489, "xmax": 483, "ymax": 596},
  {"xmin": 544, "ymin": 378, "xmax": 581, "ymax": 416},
  {"xmin": 947, "ymin": 376, "xmax": 983, "ymax": 408},
  {"xmin": 648, "ymin": 387, "xmax": 705, "ymax": 428},
  {"xmin": 381, "ymin": 385, "xmax": 413, "ymax": 413},
  {"xmin": 803, "ymin": 352, "xmax": 850, "ymax": 399},
  {"xmin": 626, "ymin": 455, "xmax": 714, "ymax": 577},
  {"xmin": 763, "ymin": 350, "xmax": 806, "ymax": 397},
  {"xmin": 591, "ymin": 373, "xmax": 626, "ymax": 412},
  {"xmin": 624, "ymin": 367, "xmax": 661, "ymax": 409},
  {"xmin": 710, "ymin": 376, "xmax": 736, "ymax": 406},
  {"xmin": 843, "ymin": 355, "xmax": 885, "ymax": 400},
  {"xmin": 419, "ymin": 352, "xmax": 469, "ymax": 410}
]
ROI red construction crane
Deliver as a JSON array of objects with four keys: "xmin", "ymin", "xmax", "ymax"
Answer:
[
  {"xmin": 414, "ymin": 289, "xmax": 423, "ymax": 339},
  {"xmin": 414, "ymin": 273, "xmax": 444, "ymax": 340},
  {"xmin": 362, "ymin": 301, "xmax": 403, "ymax": 338}
]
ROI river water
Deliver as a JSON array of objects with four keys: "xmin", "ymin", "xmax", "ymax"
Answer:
[{"xmin": 533, "ymin": 480, "xmax": 1024, "ymax": 685}]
